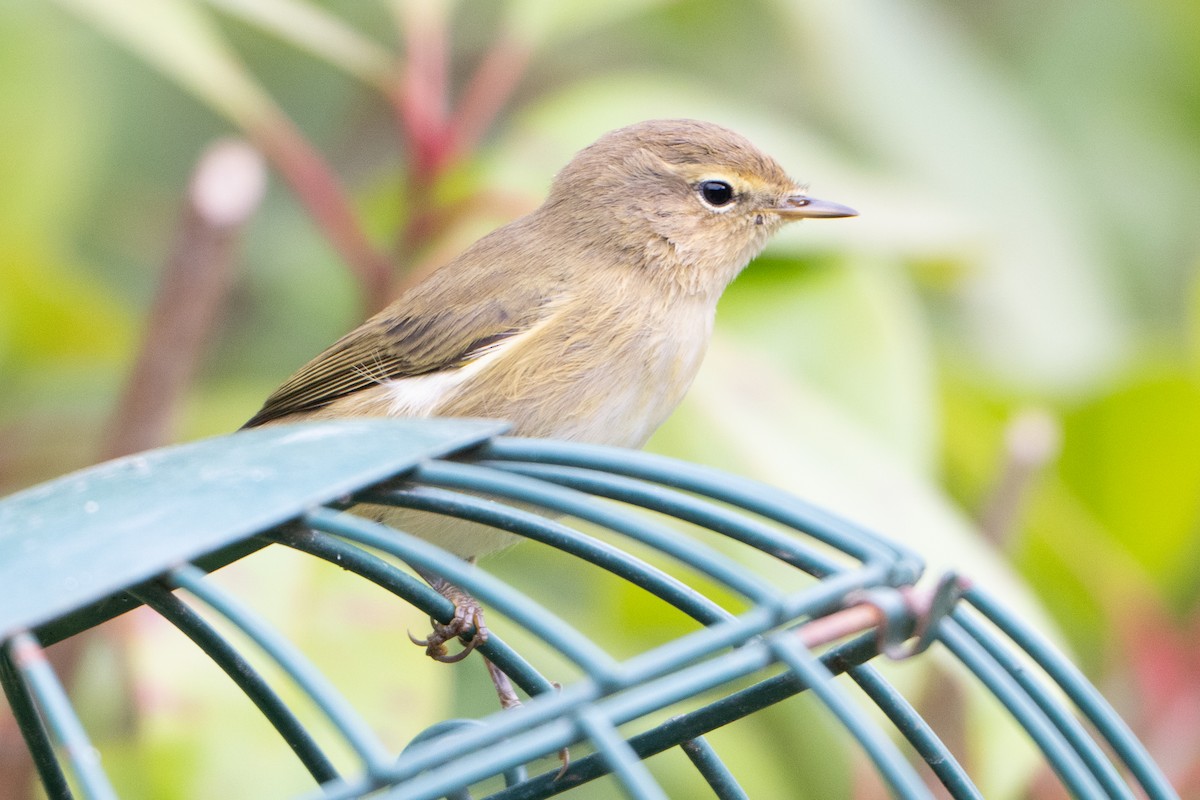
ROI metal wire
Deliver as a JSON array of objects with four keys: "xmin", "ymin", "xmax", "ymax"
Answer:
[
  {"xmin": 0, "ymin": 421, "xmax": 1179, "ymax": 800},
  {"xmin": 937, "ymin": 620, "xmax": 1108, "ymax": 797},
  {"xmin": 965, "ymin": 587, "xmax": 1177, "ymax": 800},
  {"xmin": 679, "ymin": 737, "xmax": 749, "ymax": 800},
  {"xmin": 127, "ymin": 582, "xmax": 341, "ymax": 785},
  {"xmin": 0, "ymin": 637, "xmax": 74, "ymax": 800},
  {"xmin": 847, "ymin": 664, "xmax": 981, "ymax": 800},
  {"xmin": 3, "ymin": 632, "xmax": 117, "ymax": 800},
  {"xmin": 167, "ymin": 564, "xmax": 393, "ymax": 775}
]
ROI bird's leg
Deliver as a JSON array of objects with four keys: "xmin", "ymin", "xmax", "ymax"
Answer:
[
  {"xmin": 408, "ymin": 564, "xmax": 488, "ymax": 663},
  {"xmin": 482, "ymin": 655, "xmax": 523, "ymax": 710},
  {"xmin": 409, "ymin": 563, "xmax": 570, "ymax": 774},
  {"xmin": 478, "ymin": 659, "xmax": 569, "ymax": 774}
]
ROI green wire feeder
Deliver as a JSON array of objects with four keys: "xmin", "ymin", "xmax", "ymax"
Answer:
[{"xmin": 0, "ymin": 419, "xmax": 1180, "ymax": 799}]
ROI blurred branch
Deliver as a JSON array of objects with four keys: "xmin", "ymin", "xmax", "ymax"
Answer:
[
  {"xmin": 101, "ymin": 139, "xmax": 267, "ymax": 460},
  {"xmin": 388, "ymin": 188, "xmax": 538, "ymax": 295},
  {"xmin": 249, "ymin": 114, "xmax": 394, "ymax": 309},
  {"xmin": 383, "ymin": 6, "xmax": 533, "ymax": 295},
  {"xmin": 451, "ymin": 35, "xmax": 532, "ymax": 158},
  {"xmin": 393, "ymin": 0, "xmax": 453, "ymax": 187},
  {"xmin": 58, "ymin": 0, "xmax": 536, "ymax": 311},
  {"xmin": 978, "ymin": 408, "xmax": 1062, "ymax": 547},
  {"xmin": 54, "ymin": 0, "xmax": 395, "ymax": 312}
]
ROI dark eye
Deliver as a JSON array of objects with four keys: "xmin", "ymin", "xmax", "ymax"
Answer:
[{"xmin": 698, "ymin": 180, "xmax": 735, "ymax": 207}]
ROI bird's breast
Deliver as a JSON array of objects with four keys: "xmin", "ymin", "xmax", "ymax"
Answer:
[{"xmin": 404, "ymin": 294, "xmax": 715, "ymax": 448}]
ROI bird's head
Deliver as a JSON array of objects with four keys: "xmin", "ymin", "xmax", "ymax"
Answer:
[{"xmin": 540, "ymin": 119, "xmax": 856, "ymax": 296}]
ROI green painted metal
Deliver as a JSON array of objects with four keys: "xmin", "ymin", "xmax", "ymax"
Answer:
[
  {"xmin": 4, "ymin": 632, "xmax": 117, "ymax": 800},
  {"xmin": 848, "ymin": 664, "xmax": 981, "ymax": 800},
  {"xmin": 0, "ymin": 420, "xmax": 1180, "ymax": 800},
  {"xmin": 938, "ymin": 622, "xmax": 1107, "ymax": 798},
  {"xmin": 0, "ymin": 639, "xmax": 73, "ymax": 799},
  {"xmin": 966, "ymin": 587, "xmax": 1179, "ymax": 800},
  {"xmin": 766, "ymin": 634, "xmax": 929, "ymax": 799},
  {"xmin": 168, "ymin": 563, "xmax": 393, "ymax": 772},
  {"xmin": 371, "ymin": 483, "xmax": 734, "ymax": 625},
  {"xmin": 412, "ymin": 460, "xmax": 782, "ymax": 604},
  {"xmin": 129, "ymin": 582, "xmax": 341, "ymax": 785},
  {"xmin": 0, "ymin": 419, "xmax": 505, "ymax": 642},
  {"xmin": 678, "ymin": 738, "xmax": 749, "ymax": 800},
  {"xmin": 952, "ymin": 609, "xmax": 1133, "ymax": 799},
  {"xmin": 573, "ymin": 706, "xmax": 668, "ymax": 800},
  {"xmin": 305, "ymin": 507, "xmax": 626, "ymax": 687}
]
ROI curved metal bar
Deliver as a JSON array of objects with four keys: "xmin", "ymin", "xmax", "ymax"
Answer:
[
  {"xmin": 269, "ymin": 525, "xmax": 557, "ymax": 701},
  {"xmin": 937, "ymin": 619, "xmax": 1107, "ymax": 798},
  {"xmin": 366, "ymin": 484, "xmax": 735, "ymax": 627},
  {"xmin": 381, "ymin": 607, "xmax": 890, "ymax": 799},
  {"xmin": 0, "ymin": 641, "xmax": 73, "ymax": 799},
  {"xmin": 619, "ymin": 562, "xmax": 892, "ymax": 686},
  {"xmin": 573, "ymin": 705, "xmax": 668, "ymax": 800},
  {"xmin": 952, "ymin": 610, "xmax": 1133, "ymax": 800},
  {"xmin": 265, "ymin": 524, "xmax": 439, "ymax": 612},
  {"xmin": 679, "ymin": 737, "xmax": 750, "ymax": 800},
  {"xmin": 166, "ymin": 564, "xmax": 393, "ymax": 774},
  {"xmin": 767, "ymin": 633, "xmax": 931, "ymax": 800},
  {"xmin": 403, "ymin": 719, "xmax": 528, "ymax": 788},
  {"xmin": 1, "ymin": 424, "xmax": 1170, "ymax": 800},
  {"xmin": 481, "ymin": 634, "xmax": 886, "ymax": 800},
  {"xmin": 3, "ymin": 631, "xmax": 118, "ymax": 800},
  {"xmin": 303, "ymin": 507, "xmax": 625, "ymax": 688},
  {"xmin": 847, "ymin": 664, "xmax": 982, "ymax": 800},
  {"xmin": 475, "ymin": 438, "xmax": 919, "ymax": 575},
  {"xmin": 481, "ymin": 460, "xmax": 846, "ymax": 578},
  {"xmin": 381, "ymin": 717, "xmax": 585, "ymax": 800},
  {"xmin": 375, "ymin": 687, "xmax": 600, "ymax": 791},
  {"xmin": 964, "ymin": 588, "xmax": 1180, "ymax": 800},
  {"xmin": 127, "ymin": 583, "xmax": 341, "ymax": 786},
  {"xmin": 411, "ymin": 460, "xmax": 785, "ymax": 610}
]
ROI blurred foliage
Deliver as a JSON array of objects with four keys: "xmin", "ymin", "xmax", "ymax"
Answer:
[{"xmin": 2, "ymin": 0, "xmax": 1199, "ymax": 797}]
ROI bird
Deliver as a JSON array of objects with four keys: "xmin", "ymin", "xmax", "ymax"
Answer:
[{"xmin": 243, "ymin": 118, "xmax": 855, "ymax": 666}]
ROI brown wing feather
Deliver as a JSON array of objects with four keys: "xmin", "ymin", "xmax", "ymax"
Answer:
[{"xmin": 243, "ymin": 285, "xmax": 558, "ymax": 428}]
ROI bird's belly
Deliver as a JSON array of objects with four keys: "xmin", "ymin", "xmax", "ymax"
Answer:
[
  {"xmin": 357, "ymin": 502, "xmax": 525, "ymax": 559},
  {"xmin": 367, "ymin": 307, "xmax": 711, "ymax": 557}
]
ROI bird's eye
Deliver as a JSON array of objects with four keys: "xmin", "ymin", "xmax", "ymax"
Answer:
[{"xmin": 697, "ymin": 180, "xmax": 735, "ymax": 207}]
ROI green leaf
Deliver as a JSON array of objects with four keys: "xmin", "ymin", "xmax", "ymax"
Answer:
[
  {"xmin": 502, "ymin": 0, "xmax": 676, "ymax": 49},
  {"xmin": 773, "ymin": 0, "xmax": 1132, "ymax": 392},
  {"xmin": 53, "ymin": 0, "xmax": 277, "ymax": 129},
  {"xmin": 203, "ymin": 0, "xmax": 395, "ymax": 89},
  {"xmin": 1056, "ymin": 371, "xmax": 1200, "ymax": 606},
  {"xmin": 0, "ymin": 250, "xmax": 132, "ymax": 369},
  {"xmin": 718, "ymin": 253, "xmax": 938, "ymax": 473},
  {"xmin": 653, "ymin": 337, "xmax": 1055, "ymax": 633},
  {"xmin": 0, "ymin": 5, "xmax": 103, "ymax": 240}
]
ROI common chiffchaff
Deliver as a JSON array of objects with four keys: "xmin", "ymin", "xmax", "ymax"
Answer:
[{"xmin": 245, "ymin": 119, "xmax": 855, "ymax": 559}]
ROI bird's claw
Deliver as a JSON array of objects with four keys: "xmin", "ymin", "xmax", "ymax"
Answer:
[{"xmin": 408, "ymin": 590, "xmax": 489, "ymax": 663}]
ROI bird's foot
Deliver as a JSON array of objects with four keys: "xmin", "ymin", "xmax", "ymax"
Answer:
[
  {"xmin": 408, "ymin": 578, "xmax": 488, "ymax": 663},
  {"xmin": 410, "ymin": 570, "xmax": 570, "ymax": 774}
]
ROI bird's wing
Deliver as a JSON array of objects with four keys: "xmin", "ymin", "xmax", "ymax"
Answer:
[{"xmin": 242, "ymin": 283, "xmax": 558, "ymax": 428}]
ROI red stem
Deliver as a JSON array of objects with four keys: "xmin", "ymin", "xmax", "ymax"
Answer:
[
  {"xmin": 398, "ymin": 6, "xmax": 453, "ymax": 186},
  {"xmin": 450, "ymin": 36, "xmax": 531, "ymax": 158},
  {"xmin": 250, "ymin": 114, "xmax": 394, "ymax": 312}
]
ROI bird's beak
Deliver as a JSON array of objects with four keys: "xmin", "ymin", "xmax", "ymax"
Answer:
[{"xmin": 770, "ymin": 194, "xmax": 858, "ymax": 219}]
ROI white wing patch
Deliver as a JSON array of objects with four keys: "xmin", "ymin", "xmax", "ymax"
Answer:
[
  {"xmin": 382, "ymin": 320, "xmax": 546, "ymax": 417},
  {"xmin": 383, "ymin": 360, "xmax": 488, "ymax": 416}
]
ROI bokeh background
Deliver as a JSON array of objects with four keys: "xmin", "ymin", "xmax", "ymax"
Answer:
[{"xmin": 3, "ymin": 0, "xmax": 1199, "ymax": 797}]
